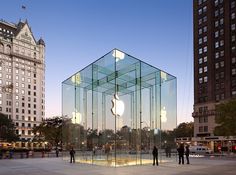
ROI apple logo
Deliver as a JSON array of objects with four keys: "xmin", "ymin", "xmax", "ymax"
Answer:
[
  {"xmin": 161, "ymin": 107, "xmax": 167, "ymax": 123},
  {"xmin": 111, "ymin": 94, "xmax": 125, "ymax": 116},
  {"xmin": 71, "ymin": 111, "xmax": 82, "ymax": 124},
  {"xmin": 112, "ymin": 49, "xmax": 125, "ymax": 62}
]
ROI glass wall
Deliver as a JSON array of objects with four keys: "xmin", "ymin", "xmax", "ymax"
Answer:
[{"xmin": 62, "ymin": 49, "xmax": 177, "ymax": 167}]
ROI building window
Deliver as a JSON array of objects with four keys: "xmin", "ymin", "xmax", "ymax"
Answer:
[
  {"xmin": 221, "ymin": 82, "xmax": 225, "ymax": 89},
  {"xmin": 199, "ymin": 78, "xmax": 203, "ymax": 84},
  {"xmin": 232, "ymin": 46, "xmax": 236, "ymax": 52},
  {"xmin": 231, "ymin": 12, "xmax": 235, "ymax": 20},
  {"xmin": 220, "ymin": 71, "xmax": 224, "ymax": 78},
  {"xmin": 232, "ymin": 24, "xmax": 236, "ymax": 31},
  {"xmin": 232, "ymin": 57, "xmax": 236, "ymax": 64},
  {"xmin": 215, "ymin": 52, "xmax": 219, "ymax": 59},
  {"xmin": 232, "ymin": 91, "xmax": 236, "ymax": 96},
  {"xmin": 220, "ymin": 40, "xmax": 224, "ymax": 47},
  {"xmin": 199, "ymin": 68, "xmax": 203, "ymax": 74},
  {"xmin": 204, "ymin": 76, "xmax": 208, "ymax": 83},
  {"xmin": 203, "ymin": 6, "xmax": 207, "ymax": 13},
  {"xmin": 203, "ymin": 36, "xmax": 207, "ymax": 43},
  {"xmin": 215, "ymin": 10, "xmax": 219, "ymax": 17},
  {"xmin": 215, "ymin": 41, "xmax": 219, "ymax": 48},
  {"xmin": 204, "ymin": 126, "xmax": 208, "ymax": 132},
  {"xmin": 220, "ymin": 29, "xmax": 224, "ymax": 36},
  {"xmin": 204, "ymin": 66, "xmax": 207, "ymax": 72},
  {"xmin": 199, "ymin": 38, "xmax": 202, "ymax": 44},
  {"xmin": 220, "ymin": 50, "xmax": 224, "ymax": 56},
  {"xmin": 232, "ymin": 35, "xmax": 235, "ymax": 42},
  {"xmin": 203, "ymin": 56, "xmax": 207, "ymax": 62},
  {"xmin": 199, "ymin": 18, "xmax": 203, "ymax": 25},
  {"xmin": 221, "ymin": 93, "xmax": 225, "ymax": 100},
  {"xmin": 216, "ymin": 94, "xmax": 220, "ymax": 101},
  {"xmin": 204, "ymin": 46, "xmax": 207, "ymax": 52},
  {"xmin": 231, "ymin": 1, "xmax": 236, "ymax": 8},
  {"xmin": 220, "ymin": 18, "xmax": 224, "ymax": 25},
  {"xmin": 220, "ymin": 61, "xmax": 224, "ymax": 67},
  {"xmin": 232, "ymin": 68, "xmax": 236, "ymax": 75},
  {"xmin": 199, "ymin": 28, "xmax": 202, "ymax": 35},
  {"xmin": 198, "ymin": 8, "xmax": 202, "ymax": 15},
  {"xmin": 199, "ymin": 126, "xmax": 203, "ymax": 132},
  {"xmin": 220, "ymin": 7, "xmax": 224, "ymax": 15},
  {"xmin": 215, "ymin": 63, "xmax": 219, "ymax": 69},
  {"xmin": 199, "ymin": 58, "xmax": 203, "ymax": 64},
  {"xmin": 203, "ymin": 26, "xmax": 207, "ymax": 32},
  {"xmin": 199, "ymin": 116, "xmax": 203, "ymax": 123},
  {"xmin": 204, "ymin": 116, "xmax": 208, "ymax": 122}
]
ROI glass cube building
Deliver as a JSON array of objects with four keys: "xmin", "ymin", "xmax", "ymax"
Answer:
[{"xmin": 62, "ymin": 49, "xmax": 177, "ymax": 167}]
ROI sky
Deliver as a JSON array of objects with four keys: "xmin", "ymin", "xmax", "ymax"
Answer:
[{"xmin": 0, "ymin": 0, "xmax": 193, "ymax": 124}]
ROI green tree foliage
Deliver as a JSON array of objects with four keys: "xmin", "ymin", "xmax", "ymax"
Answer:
[
  {"xmin": 214, "ymin": 100, "xmax": 236, "ymax": 136},
  {"xmin": 32, "ymin": 116, "xmax": 63, "ymax": 147},
  {"xmin": 173, "ymin": 122, "xmax": 194, "ymax": 138},
  {"xmin": 0, "ymin": 113, "xmax": 19, "ymax": 142}
]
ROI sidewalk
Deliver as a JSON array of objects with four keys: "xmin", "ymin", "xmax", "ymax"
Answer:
[{"xmin": 0, "ymin": 157, "xmax": 235, "ymax": 175}]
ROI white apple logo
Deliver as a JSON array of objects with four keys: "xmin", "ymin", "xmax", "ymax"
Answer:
[
  {"xmin": 112, "ymin": 49, "xmax": 125, "ymax": 62},
  {"xmin": 72, "ymin": 111, "xmax": 82, "ymax": 124},
  {"xmin": 161, "ymin": 107, "xmax": 167, "ymax": 123},
  {"xmin": 111, "ymin": 94, "xmax": 125, "ymax": 116}
]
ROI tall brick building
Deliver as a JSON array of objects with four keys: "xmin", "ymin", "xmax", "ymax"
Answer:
[{"xmin": 192, "ymin": 0, "xmax": 236, "ymax": 149}]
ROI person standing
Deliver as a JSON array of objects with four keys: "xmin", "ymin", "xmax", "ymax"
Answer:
[
  {"xmin": 56, "ymin": 147, "xmax": 59, "ymax": 157},
  {"xmin": 185, "ymin": 145, "xmax": 190, "ymax": 164},
  {"xmin": 152, "ymin": 146, "xmax": 158, "ymax": 166},
  {"xmin": 177, "ymin": 143, "xmax": 184, "ymax": 164},
  {"xmin": 70, "ymin": 147, "xmax": 75, "ymax": 163}
]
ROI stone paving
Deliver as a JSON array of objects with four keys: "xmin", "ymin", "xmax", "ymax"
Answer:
[{"xmin": 0, "ymin": 157, "xmax": 236, "ymax": 175}]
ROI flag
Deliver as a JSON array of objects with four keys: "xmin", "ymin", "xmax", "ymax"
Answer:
[{"xmin": 22, "ymin": 5, "xmax": 26, "ymax": 10}]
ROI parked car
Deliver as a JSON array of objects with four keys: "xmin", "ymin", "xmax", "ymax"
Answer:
[{"xmin": 189, "ymin": 146, "xmax": 213, "ymax": 154}]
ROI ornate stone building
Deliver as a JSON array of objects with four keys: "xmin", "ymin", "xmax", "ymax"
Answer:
[{"xmin": 0, "ymin": 19, "xmax": 45, "ymax": 141}]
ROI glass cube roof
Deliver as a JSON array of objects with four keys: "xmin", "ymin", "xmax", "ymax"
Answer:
[{"xmin": 62, "ymin": 49, "xmax": 176, "ymax": 95}]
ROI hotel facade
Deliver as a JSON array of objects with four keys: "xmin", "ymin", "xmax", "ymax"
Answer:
[{"xmin": 0, "ymin": 19, "xmax": 45, "ymax": 141}]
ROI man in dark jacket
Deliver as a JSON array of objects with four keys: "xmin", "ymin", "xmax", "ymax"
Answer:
[
  {"xmin": 152, "ymin": 146, "xmax": 158, "ymax": 166},
  {"xmin": 185, "ymin": 145, "xmax": 190, "ymax": 164},
  {"xmin": 70, "ymin": 147, "xmax": 75, "ymax": 163},
  {"xmin": 177, "ymin": 143, "xmax": 184, "ymax": 164}
]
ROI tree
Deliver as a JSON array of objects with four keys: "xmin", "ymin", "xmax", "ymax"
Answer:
[
  {"xmin": 173, "ymin": 122, "xmax": 194, "ymax": 138},
  {"xmin": 32, "ymin": 116, "xmax": 63, "ymax": 147},
  {"xmin": 214, "ymin": 100, "xmax": 236, "ymax": 136},
  {"xmin": 0, "ymin": 113, "xmax": 19, "ymax": 142}
]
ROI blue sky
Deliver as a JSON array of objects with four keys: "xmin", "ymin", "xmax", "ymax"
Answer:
[{"xmin": 0, "ymin": 0, "xmax": 193, "ymax": 124}]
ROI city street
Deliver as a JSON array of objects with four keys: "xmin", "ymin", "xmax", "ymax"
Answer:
[{"xmin": 0, "ymin": 157, "xmax": 235, "ymax": 175}]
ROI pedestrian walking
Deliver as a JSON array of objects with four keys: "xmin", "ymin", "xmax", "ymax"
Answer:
[
  {"xmin": 70, "ymin": 147, "xmax": 75, "ymax": 163},
  {"xmin": 152, "ymin": 146, "xmax": 158, "ymax": 166},
  {"xmin": 185, "ymin": 145, "xmax": 190, "ymax": 164},
  {"xmin": 56, "ymin": 147, "xmax": 59, "ymax": 157},
  {"xmin": 177, "ymin": 143, "xmax": 184, "ymax": 164}
]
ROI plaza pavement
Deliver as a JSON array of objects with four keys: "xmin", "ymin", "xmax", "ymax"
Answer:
[{"xmin": 0, "ymin": 157, "xmax": 236, "ymax": 175}]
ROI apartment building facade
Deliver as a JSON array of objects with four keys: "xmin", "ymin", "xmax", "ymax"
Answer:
[{"xmin": 193, "ymin": 0, "xmax": 236, "ymax": 151}]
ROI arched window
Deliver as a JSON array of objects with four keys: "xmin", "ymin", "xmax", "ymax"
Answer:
[
  {"xmin": 6, "ymin": 45, "xmax": 11, "ymax": 54},
  {"xmin": 0, "ymin": 43, "xmax": 3, "ymax": 52}
]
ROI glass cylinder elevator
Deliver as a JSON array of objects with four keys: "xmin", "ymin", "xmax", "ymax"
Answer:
[{"xmin": 62, "ymin": 49, "xmax": 177, "ymax": 167}]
